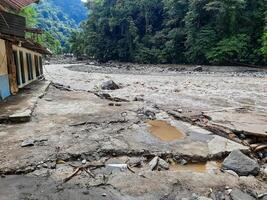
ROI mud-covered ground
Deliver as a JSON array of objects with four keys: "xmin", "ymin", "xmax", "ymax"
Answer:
[{"xmin": 0, "ymin": 62, "xmax": 267, "ymax": 200}]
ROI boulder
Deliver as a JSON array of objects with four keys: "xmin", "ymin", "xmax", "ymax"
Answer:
[
  {"xmin": 222, "ymin": 150, "xmax": 260, "ymax": 176},
  {"xmin": 101, "ymin": 80, "xmax": 120, "ymax": 90}
]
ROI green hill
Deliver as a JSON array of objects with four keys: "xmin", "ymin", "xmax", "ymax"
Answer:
[{"xmin": 35, "ymin": 0, "xmax": 87, "ymax": 53}]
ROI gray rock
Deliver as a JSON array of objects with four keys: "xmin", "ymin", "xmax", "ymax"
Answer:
[
  {"xmin": 82, "ymin": 159, "xmax": 87, "ymax": 164},
  {"xmin": 21, "ymin": 139, "xmax": 35, "ymax": 147},
  {"xmin": 222, "ymin": 150, "xmax": 260, "ymax": 176},
  {"xmin": 144, "ymin": 110, "xmax": 156, "ymax": 120},
  {"xmin": 193, "ymin": 66, "xmax": 203, "ymax": 72},
  {"xmin": 133, "ymin": 96, "xmax": 144, "ymax": 102},
  {"xmin": 158, "ymin": 158, "xmax": 170, "ymax": 170},
  {"xmin": 230, "ymin": 189, "xmax": 255, "ymax": 200},
  {"xmin": 149, "ymin": 156, "xmax": 159, "ymax": 170},
  {"xmin": 101, "ymin": 80, "xmax": 120, "ymax": 90}
]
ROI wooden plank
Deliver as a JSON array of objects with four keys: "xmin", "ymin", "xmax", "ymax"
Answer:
[
  {"xmin": 5, "ymin": 40, "xmax": 18, "ymax": 94},
  {"xmin": 0, "ymin": 11, "xmax": 26, "ymax": 38}
]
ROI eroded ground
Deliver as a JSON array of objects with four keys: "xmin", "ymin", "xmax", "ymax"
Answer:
[{"xmin": 0, "ymin": 63, "xmax": 267, "ymax": 199}]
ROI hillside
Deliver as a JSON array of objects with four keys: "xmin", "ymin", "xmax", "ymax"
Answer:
[{"xmin": 35, "ymin": 0, "xmax": 87, "ymax": 53}]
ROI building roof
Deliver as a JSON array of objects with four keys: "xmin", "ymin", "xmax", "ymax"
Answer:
[
  {"xmin": 0, "ymin": 0, "xmax": 39, "ymax": 11},
  {"xmin": 0, "ymin": 33, "xmax": 52, "ymax": 55}
]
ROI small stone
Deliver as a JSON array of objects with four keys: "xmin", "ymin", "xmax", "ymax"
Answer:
[
  {"xmin": 158, "ymin": 158, "xmax": 169, "ymax": 170},
  {"xmin": 180, "ymin": 159, "xmax": 188, "ymax": 165},
  {"xmin": 102, "ymin": 193, "xmax": 107, "ymax": 197},
  {"xmin": 21, "ymin": 139, "xmax": 35, "ymax": 147},
  {"xmin": 230, "ymin": 188, "xmax": 255, "ymax": 200},
  {"xmin": 144, "ymin": 110, "xmax": 156, "ymax": 120},
  {"xmin": 83, "ymin": 191, "xmax": 89, "ymax": 195},
  {"xmin": 82, "ymin": 159, "xmax": 87, "ymax": 164},
  {"xmin": 101, "ymin": 80, "xmax": 120, "ymax": 90},
  {"xmin": 222, "ymin": 150, "xmax": 260, "ymax": 176}
]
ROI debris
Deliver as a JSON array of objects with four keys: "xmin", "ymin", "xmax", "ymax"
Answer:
[
  {"xmin": 179, "ymin": 159, "xmax": 188, "ymax": 165},
  {"xmin": 192, "ymin": 193, "xmax": 212, "ymax": 200},
  {"xmin": 106, "ymin": 164, "xmax": 128, "ymax": 171},
  {"xmin": 193, "ymin": 66, "xmax": 203, "ymax": 72},
  {"xmin": 43, "ymin": 98, "xmax": 53, "ymax": 102},
  {"xmin": 101, "ymin": 80, "xmax": 120, "ymax": 90},
  {"xmin": 95, "ymin": 92, "xmax": 129, "ymax": 102},
  {"xmin": 127, "ymin": 157, "xmax": 144, "ymax": 167},
  {"xmin": 106, "ymin": 164, "xmax": 135, "ymax": 173},
  {"xmin": 82, "ymin": 159, "xmax": 87, "ymax": 164},
  {"xmin": 253, "ymin": 144, "xmax": 267, "ymax": 152},
  {"xmin": 63, "ymin": 162, "xmax": 105, "ymax": 183},
  {"xmin": 224, "ymin": 170, "xmax": 239, "ymax": 177},
  {"xmin": 222, "ymin": 150, "xmax": 260, "ymax": 176},
  {"xmin": 258, "ymin": 193, "xmax": 267, "ymax": 199},
  {"xmin": 230, "ymin": 188, "xmax": 256, "ymax": 200},
  {"xmin": 52, "ymin": 82, "xmax": 72, "ymax": 91},
  {"xmin": 158, "ymin": 158, "xmax": 170, "ymax": 170},
  {"xmin": 149, "ymin": 156, "xmax": 159, "ymax": 170},
  {"xmin": 21, "ymin": 139, "xmax": 35, "ymax": 147},
  {"xmin": 121, "ymin": 112, "xmax": 128, "ymax": 121},
  {"xmin": 102, "ymin": 193, "xmax": 107, "ymax": 197},
  {"xmin": 133, "ymin": 96, "xmax": 144, "ymax": 102}
]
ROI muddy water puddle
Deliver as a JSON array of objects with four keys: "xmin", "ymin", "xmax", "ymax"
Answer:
[
  {"xmin": 170, "ymin": 161, "xmax": 222, "ymax": 173},
  {"xmin": 148, "ymin": 120, "xmax": 185, "ymax": 141}
]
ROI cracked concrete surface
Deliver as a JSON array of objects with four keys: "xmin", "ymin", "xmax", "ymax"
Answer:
[{"xmin": 0, "ymin": 63, "xmax": 266, "ymax": 199}]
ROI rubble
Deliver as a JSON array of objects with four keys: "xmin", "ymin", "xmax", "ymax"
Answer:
[
  {"xmin": 101, "ymin": 80, "xmax": 120, "ymax": 90},
  {"xmin": 230, "ymin": 188, "xmax": 256, "ymax": 200},
  {"xmin": 158, "ymin": 157, "xmax": 170, "ymax": 170}
]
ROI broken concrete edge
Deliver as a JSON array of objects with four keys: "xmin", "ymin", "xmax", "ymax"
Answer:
[
  {"xmin": 0, "ymin": 81, "xmax": 51, "ymax": 124},
  {"xmin": 0, "ymin": 146, "xmax": 255, "ymax": 176},
  {"xmin": 167, "ymin": 110, "xmax": 249, "ymax": 145}
]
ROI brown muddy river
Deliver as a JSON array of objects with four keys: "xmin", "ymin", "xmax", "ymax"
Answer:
[{"xmin": 148, "ymin": 120, "xmax": 185, "ymax": 141}]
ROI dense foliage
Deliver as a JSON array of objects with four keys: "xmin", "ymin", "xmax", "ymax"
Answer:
[
  {"xmin": 71, "ymin": 0, "xmax": 267, "ymax": 65},
  {"xmin": 21, "ymin": 0, "xmax": 87, "ymax": 54}
]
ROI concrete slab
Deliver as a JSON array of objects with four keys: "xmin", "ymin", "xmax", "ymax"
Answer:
[{"xmin": 0, "ymin": 80, "xmax": 50, "ymax": 123}]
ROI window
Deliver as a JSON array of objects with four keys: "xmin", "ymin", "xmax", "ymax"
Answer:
[
  {"xmin": 13, "ymin": 50, "xmax": 20, "ymax": 85},
  {"xmin": 34, "ymin": 55, "xmax": 40, "ymax": 77},
  {"xmin": 26, "ymin": 53, "xmax": 33, "ymax": 81},
  {"xmin": 19, "ymin": 51, "xmax": 25, "ymax": 84},
  {"xmin": 39, "ymin": 56, "xmax": 43, "ymax": 75}
]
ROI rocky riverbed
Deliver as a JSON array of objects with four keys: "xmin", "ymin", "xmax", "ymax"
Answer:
[{"xmin": 0, "ymin": 61, "xmax": 266, "ymax": 199}]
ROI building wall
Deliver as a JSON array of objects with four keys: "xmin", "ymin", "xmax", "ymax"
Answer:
[
  {"xmin": 0, "ymin": 39, "xmax": 8, "ymax": 75},
  {"xmin": 0, "ymin": 39, "xmax": 10, "ymax": 99},
  {"xmin": 0, "ymin": 39, "xmax": 43, "ymax": 100},
  {"xmin": 12, "ymin": 45, "xmax": 42, "ymax": 88}
]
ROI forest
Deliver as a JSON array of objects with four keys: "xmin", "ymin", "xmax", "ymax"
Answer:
[
  {"xmin": 20, "ymin": 0, "xmax": 86, "ymax": 54},
  {"xmin": 70, "ymin": 0, "xmax": 267, "ymax": 66}
]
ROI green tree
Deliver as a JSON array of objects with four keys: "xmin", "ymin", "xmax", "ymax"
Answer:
[{"xmin": 71, "ymin": 0, "xmax": 267, "ymax": 65}]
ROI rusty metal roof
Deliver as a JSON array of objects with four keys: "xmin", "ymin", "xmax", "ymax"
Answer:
[{"xmin": 0, "ymin": 0, "xmax": 39, "ymax": 11}]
